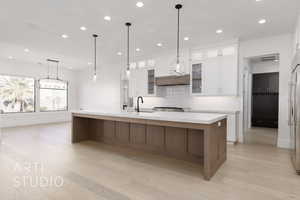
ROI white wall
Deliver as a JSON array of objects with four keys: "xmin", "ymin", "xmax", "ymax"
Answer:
[
  {"xmin": 77, "ymin": 62, "xmax": 122, "ymax": 112},
  {"xmin": 0, "ymin": 59, "xmax": 78, "ymax": 127},
  {"xmin": 239, "ymin": 34, "xmax": 293, "ymax": 148},
  {"xmin": 251, "ymin": 60, "xmax": 279, "ymax": 74}
]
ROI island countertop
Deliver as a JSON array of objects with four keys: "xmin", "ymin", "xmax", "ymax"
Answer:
[{"xmin": 72, "ymin": 110, "xmax": 227, "ymax": 125}]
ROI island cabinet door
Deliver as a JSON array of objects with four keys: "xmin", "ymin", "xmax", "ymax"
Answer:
[
  {"xmin": 130, "ymin": 124, "xmax": 147, "ymax": 147},
  {"xmin": 165, "ymin": 127, "xmax": 187, "ymax": 155},
  {"xmin": 115, "ymin": 122, "xmax": 130, "ymax": 144},
  {"xmin": 146, "ymin": 125, "xmax": 165, "ymax": 151},
  {"xmin": 187, "ymin": 129, "xmax": 204, "ymax": 157},
  {"xmin": 72, "ymin": 117, "xmax": 90, "ymax": 143},
  {"xmin": 103, "ymin": 121, "xmax": 116, "ymax": 141}
]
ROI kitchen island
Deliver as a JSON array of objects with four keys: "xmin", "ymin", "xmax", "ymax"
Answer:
[{"xmin": 72, "ymin": 111, "xmax": 227, "ymax": 180}]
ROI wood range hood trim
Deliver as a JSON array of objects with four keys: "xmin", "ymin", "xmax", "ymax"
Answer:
[{"xmin": 155, "ymin": 74, "xmax": 190, "ymax": 86}]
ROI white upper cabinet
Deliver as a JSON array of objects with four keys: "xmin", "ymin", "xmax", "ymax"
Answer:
[
  {"xmin": 190, "ymin": 43, "xmax": 238, "ymax": 96},
  {"xmin": 129, "ymin": 42, "xmax": 238, "ymax": 97}
]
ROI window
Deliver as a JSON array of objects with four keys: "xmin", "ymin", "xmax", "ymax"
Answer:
[
  {"xmin": 147, "ymin": 69, "xmax": 155, "ymax": 94},
  {"xmin": 191, "ymin": 63, "xmax": 202, "ymax": 93},
  {"xmin": 0, "ymin": 75, "xmax": 35, "ymax": 113},
  {"xmin": 39, "ymin": 79, "xmax": 68, "ymax": 112}
]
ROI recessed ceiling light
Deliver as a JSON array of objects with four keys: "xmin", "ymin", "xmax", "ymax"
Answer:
[
  {"xmin": 24, "ymin": 48, "xmax": 30, "ymax": 52},
  {"xmin": 184, "ymin": 37, "xmax": 189, "ymax": 41},
  {"xmin": 80, "ymin": 26, "xmax": 87, "ymax": 31},
  {"xmin": 117, "ymin": 52, "xmax": 122, "ymax": 56},
  {"xmin": 258, "ymin": 19, "xmax": 267, "ymax": 24},
  {"xmin": 104, "ymin": 16, "xmax": 111, "ymax": 21},
  {"xmin": 88, "ymin": 62, "xmax": 92, "ymax": 65},
  {"xmin": 256, "ymin": 0, "xmax": 262, "ymax": 2},
  {"xmin": 216, "ymin": 29, "xmax": 223, "ymax": 34},
  {"xmin": 8, "ymin": 56, "xmax": 14, "ymax": 59},
  {"xmin": 61, "ymin": 34, "xmax": 69, "ymax": 38},
  {"xmin": 136, "ymin": 48, "xmax": 141, "ymax": 52},
  {"xmin": 156, "ymin": 43, "xmax": 163, "ymax": 47},
  {"xmin": 136, "ymin": 2, "xmax": 144, "ymax": 7}
]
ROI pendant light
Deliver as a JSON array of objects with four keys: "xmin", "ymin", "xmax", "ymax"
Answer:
[
  {"xmin": 46, "ymin": 58, "xmax": 60, "ymax": 80},
  {"xmin": 92, "ymin": 34, "xmax": 98, "ymax": 81},
  {"xmin": 125, "ymin": 22, "xmax": 132, "ymax": 78},
  {"xmin": 175, "ymin": 4, "xmax": 183, "ymax": 74}
]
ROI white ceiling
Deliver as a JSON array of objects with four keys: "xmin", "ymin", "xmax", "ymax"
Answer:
[{"xmin": 0, "ymin": 0, "xmax": 299, "ymax": 70}]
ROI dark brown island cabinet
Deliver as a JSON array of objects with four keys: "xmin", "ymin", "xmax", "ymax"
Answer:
[{"xmin": 72, "ymin": 111, "xmax": 227, "ymax": 181}]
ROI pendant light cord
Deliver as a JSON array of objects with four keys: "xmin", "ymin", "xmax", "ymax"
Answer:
[
  {"xmin": 176, "ymin": 6, "xmax": 180, "ymax": 65},
  {"xmin": 125, "ymin": 23, "xmax": 131, "ymax": 71}
]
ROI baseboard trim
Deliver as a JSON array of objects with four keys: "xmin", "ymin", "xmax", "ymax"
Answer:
[{"xmin": 277, "ymin": 138, "xmax": 291, "ymax": 149}]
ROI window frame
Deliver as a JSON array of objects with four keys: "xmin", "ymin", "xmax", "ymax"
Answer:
[
  {"xmin": 38, "ymin": 78, "xmax": 69, "ymax": 112},
  {"xmin": 0, "ymin": 74, "xmax": 36, "ymax": 114}
]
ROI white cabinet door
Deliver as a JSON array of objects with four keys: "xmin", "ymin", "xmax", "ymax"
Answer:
[
  {"xmin": 190, "ymin": 44, "xmax": 238, "ymax": 96},
  {"xmin": 219, "ymin": 55, "xmax": 238, "ymax": 95},
  {"xmin": 193, "ymin": 55, "xmax": 237, "ymax": 95},
  {"xmin": 191, "ymin": 63, "xmax": 203, "ymax": 94},
  {"xmin": 202, "ymin": 57, "xmax": 220, "ymax": 95}
]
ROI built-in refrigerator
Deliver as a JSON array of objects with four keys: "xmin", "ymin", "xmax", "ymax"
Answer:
[{"xmin": 289, "ymin": 50, "xmax": 300, "ymax": 175}]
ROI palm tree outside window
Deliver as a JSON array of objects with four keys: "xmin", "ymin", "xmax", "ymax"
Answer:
[{"xmin": 0, "ymin": 75, "xmax": 35, "ymax": 113}]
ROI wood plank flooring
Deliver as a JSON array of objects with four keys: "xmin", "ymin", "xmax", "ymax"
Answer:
[
  {"xmin": 0, "ymin": 123, "xmax": 299, "ymax": 200},
  {"xmin": 244, "ymin": 127, "xmax": 278, "ymax": 146}
]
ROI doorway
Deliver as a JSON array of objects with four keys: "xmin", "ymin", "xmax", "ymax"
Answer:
[{"xmin": 243, "ymin": 54, "xmax": 279, "ymax": 146}]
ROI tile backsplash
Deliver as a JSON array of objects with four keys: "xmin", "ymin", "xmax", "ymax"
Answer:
[
  {"xmin": 140, "ymin": 94, "xmax": 240, "ymax": 111},
  {"xmin": 157, "ymin": 85, "xmax": 190, "ymax": 97}
]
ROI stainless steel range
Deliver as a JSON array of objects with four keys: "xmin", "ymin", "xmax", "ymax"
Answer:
[{"xmin": 153, "ymin": 107, "xmax": 185, "ymax": 112}]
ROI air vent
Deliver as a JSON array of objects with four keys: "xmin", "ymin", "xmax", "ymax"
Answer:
[{"xmin": 261, "ymin": 56, "xmax": 277, "ymax": 62}]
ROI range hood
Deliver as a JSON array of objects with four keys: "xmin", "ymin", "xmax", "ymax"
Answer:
[{"xmin": 155, "ymin": 74, "xmax": 190, "ymax": 86}]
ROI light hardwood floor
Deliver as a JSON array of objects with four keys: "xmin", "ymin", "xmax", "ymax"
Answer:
[
  {"xmin": 0, "ymin": 123, "xmax": 299, "ymax": 200},
  {"xmin": 244, "ymin": 127, "xmax": 278, "ymax": 146}
]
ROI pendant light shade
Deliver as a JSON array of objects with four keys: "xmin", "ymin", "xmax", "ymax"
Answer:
[
  {"xmin": 92, "ymin": 34, "xmax": 98, "ymax": 81},
  {"xmin": 46, "ymin": 59, "xmax": 60, "ymax": 80},
  {"xmin": 125, "ymin": 22, "xmax": 132, "ymax": 79}
]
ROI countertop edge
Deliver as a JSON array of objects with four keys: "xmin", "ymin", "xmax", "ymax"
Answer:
[{"xmin": 71, "ymin": 111, "xmax": 227, "ymax": 125}]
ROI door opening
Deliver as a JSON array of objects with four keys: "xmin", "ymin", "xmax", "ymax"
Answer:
[{"xmin": 243, "ymin": 54, "xmax": 279, "ymax": 146}]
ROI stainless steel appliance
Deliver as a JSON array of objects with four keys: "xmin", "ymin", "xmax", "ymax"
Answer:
[
  {"xmin": 153, "ymin": 107, "xmax": 185, "ymax": 112},
  {"xmin": 289, "ymin": 50, "xmax": 300, "ymax": 175}
]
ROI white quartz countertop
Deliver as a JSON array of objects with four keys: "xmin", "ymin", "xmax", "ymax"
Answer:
[
  {"xmin": 186, "ymin": 109, "xmax": 240, "ymax": 115},
  {"xmin": 72, "ymin": 110, "xmax": 227, "ymax": 125}
]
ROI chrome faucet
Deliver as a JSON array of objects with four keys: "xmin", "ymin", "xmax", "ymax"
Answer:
[{"xmin": 136, "ymin": 96, "xmax": 144, "ymax": 112}]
